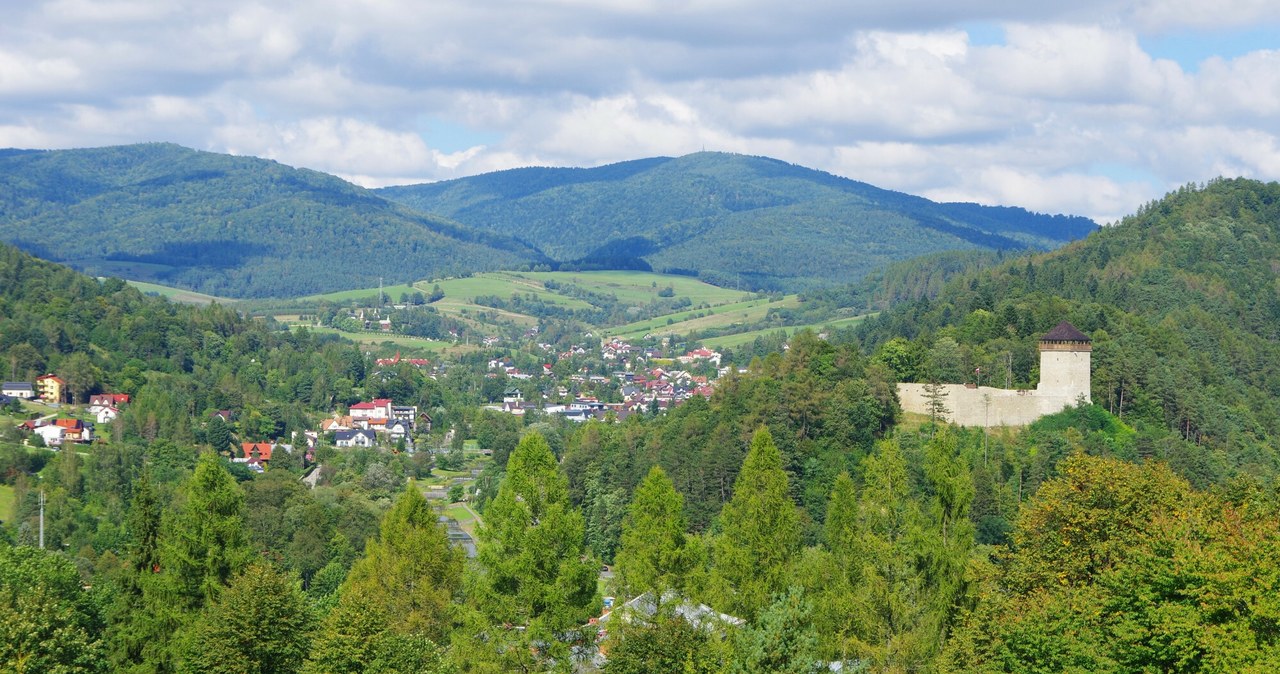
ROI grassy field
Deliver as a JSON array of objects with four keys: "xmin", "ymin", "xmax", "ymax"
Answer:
[
  {"xmin": 700, "ymin": 313, "xmax": 874, "ymax": 349},
  {"xmin": 418, "ymin": 273, "xmax": 595, "ymax": 309},
  {"xmin": 297, "ymin": 326, "xmax": 455, "ymax": 352},
  {"xmin": 519, "ymin": 270, "xmax": 750, "ymax": 305},
  {"xmin": 299, "ymin": 283, "xmax": 421, "ymax": 303},
  {"xmin": 610, "ymin": 295, "xmax": 801, "ymax": 339},
  {"xmin": 265, "ymin": 269, "xmax": 861, "ymax": 345},
  {"xmin": 126, "ymin": 280, "xmax": 235, "ymax": 305}
]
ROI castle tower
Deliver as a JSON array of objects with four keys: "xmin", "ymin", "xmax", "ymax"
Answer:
[{"xmin": 1036, "ymin": 321, "xmax": 1091, "ymax": 402}]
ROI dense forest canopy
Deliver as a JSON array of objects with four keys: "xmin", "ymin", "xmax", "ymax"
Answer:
[
  {"xmin": 0, "ymin": 143, "xmax": 1093, "ymax": 299},
  {"xmin": 859, "ymin": 178, "xmax": 1280, "ymax": 482},
  {"xmin": 380, "ymin": 151, "xmax": 1096, "ymax": 292},
  {"xmin": 0, "ymin": 144, "xmax": 544, "ymax": 298}
]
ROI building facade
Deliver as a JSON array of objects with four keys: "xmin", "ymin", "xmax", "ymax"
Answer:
[{"xmin": 897, "ymin": 321, "xmax": 1091, "ymax": 427}]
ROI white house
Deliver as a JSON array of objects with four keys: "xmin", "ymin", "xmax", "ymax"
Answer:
[
  {"xmin": 1, "ymin": 382, "xmax": 34, "ymax": 399},
  {"xmin": 335, "ymin": 429, "xmax": 376, "ymax": 448},
  {"xmin": 35, "ymin": 425, "xmax": 65, "ymax": 446}
]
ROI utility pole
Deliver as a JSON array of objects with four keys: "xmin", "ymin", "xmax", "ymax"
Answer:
[
  {"xmin": 39, "ymin": 489, "xmax": 45, "ymax": 549},
  {"xmin": 982, "ymin": 394, "xmax": 991, "ymax": 465}
]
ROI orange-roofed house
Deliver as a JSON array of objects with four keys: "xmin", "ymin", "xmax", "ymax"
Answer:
[
  {"xmin": 54, "ymin": 417, "xmax": 92, "ymax": 443},
  {"xmin": 241, "ymin": 442, "xmax": 275, "ymax": 464}
]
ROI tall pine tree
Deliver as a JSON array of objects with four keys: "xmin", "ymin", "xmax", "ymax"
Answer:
[
  {"xmin": 163, "ymin": 452, "xmax": 253, "ymax": 611},
  {"xmin": 708, "ymin": 427, "xmax": 801, "ymax": 620},
  {"xmin": 612, "ymin": 465, "xmax": 699, "ymax": 604},
  {"xmin": 341, "ymin": 481, "xmax": 462, "ymax": 644},
  {"xmin": 462, "ymin": 431, "xmax": 600, "ymax": 671}
]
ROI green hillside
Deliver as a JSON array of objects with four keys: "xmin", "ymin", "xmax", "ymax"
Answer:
[
  {"xmin": 0, "ymin": 144, "xmax": 545, "ymax": 298},
  {"xmin": 285, "ymin": 269, "xmax": 763, "ymax": 340},
  {"xmin": 858, "ymin": 178, "xmax": 1280, "ymax": 479},
  {"xmin": 378, "ymin": 152, "xmax": 1096, "ymax": 291}
]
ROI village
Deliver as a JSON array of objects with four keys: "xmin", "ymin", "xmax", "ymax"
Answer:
[{"xmin": 2, "ymin": 337, "xmax": 728, "ymax": 475}]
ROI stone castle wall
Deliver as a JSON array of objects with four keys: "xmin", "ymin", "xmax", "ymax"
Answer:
[
  {"xmin": 898, "ymin": 339, "xmax": 1091, "ymax": 428},
  {"xmin": 897, "ymin": 383, "xmax": 1087, "ymax": 427}
]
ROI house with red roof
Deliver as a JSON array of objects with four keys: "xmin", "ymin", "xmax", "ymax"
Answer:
[
  {"xmin": 89, "ymin": 393, "xmax": 131, "ymax": 407},
  {"xmin": 241, "ymin": 442, "xmax": 275, "ymax": 463}
]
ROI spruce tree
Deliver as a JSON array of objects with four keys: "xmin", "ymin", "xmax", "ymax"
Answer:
[
  {"xmin": 105, "ymin": 470, "xmax": 163, "ymax": 671},
  {"xmin": 612, "ymin": 465, "xmax": 696, "ymax": 603},
  {"xmin": 163, "ymin": 452, "xmax": 253, "ymax": 611},
  {"xmin": 463, "ymin": 431, "xmax": 600, "ymax": 670},
  {"xmin": 730, "ymin": 587, "xmax": 821, "ymax": 674},
  {"xmin": 341, "ymin": 481, "xmax": 462, "ymax": 644},
  {"xmin": 709, "ymin": 427, "xmax": 801, "ymax": 620}
]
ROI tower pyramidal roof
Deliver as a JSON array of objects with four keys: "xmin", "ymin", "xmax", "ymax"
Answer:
[{"xmin": 1040, "ymin": 321, "xmax": 1090, "ymax": 342}]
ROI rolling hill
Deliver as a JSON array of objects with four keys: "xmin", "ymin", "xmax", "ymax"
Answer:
[
  {"xmin": 0, "ymin": 144, "xmax": 546, "ymax": 298},
  {"xmin": 856, "ymin": 177, "xmax": 1280, "ymax": 477},
  {"xmin": 378, "ymin": 152, "xmax": 1097, "ymax": 291}
]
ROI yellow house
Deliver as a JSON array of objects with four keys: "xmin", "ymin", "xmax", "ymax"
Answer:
[{"xmin": 36, "ymin": 374, "xmax": 65, "ymax": 404}]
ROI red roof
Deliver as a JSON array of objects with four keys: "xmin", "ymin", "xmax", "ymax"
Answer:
[
  {"xmin": 241, "ymin": 442, "xmax": 274, "ymax": 462},
  {"xmin": 350, "ymin": 402, "xmax": 377, "ymax": 410},
  {"xmin": 37, "ymin": 374, "xmax": 65, "ymax": 383},
  {"xmin": 54, "ymin": 418, "xmax": 84, "ymax": 430}
]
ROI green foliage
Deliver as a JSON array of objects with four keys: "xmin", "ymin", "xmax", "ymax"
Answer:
[
  {"xmin": 860, "ymin": 178, "xmax": 1280, "ymax": 486},
  {"xmin": 943, "ymin": 454, "xmax": 1280, "ymax": 672},
  {"xmin": 341, "ymin": 482, "xmax": 462, "ymax": 643},
  {"xmin": 730, "ymin": 587, "xmax": 821, "ymax": 674},
  {"xmin": 0, "ymin": 144, "xmax": 543, "ymax": 298},
  {"xmin": 305, "ymin": 585, "xmax": 456, "ymax": 674},
  {"xmin": 463, "ymin": 431, "xmax": 600, "ymax": 670},
  {"xmin": 380, "ymin": 152, "xmax": 1092, "ymax": 293},
  {"xmin": 709, "ymin": 427, "xmax": 802, "ymax": 620},
  {"xmin": 162, "ymin": 453, "xmax": 253, "ymax": 611},
  {"xmin": 0, "ymin": 546, "xmax": 104, "ymax": 674},
  {"xmin": 603, "ymin": 612, "xmax": 728, "ymax": 674},
  {"xmin": 612, "ymin": 466, "xmax": 698, "ymax": 601},
  {"xmin": 176, "ymin": 562, "xmax": 313, "ymax": 674}
]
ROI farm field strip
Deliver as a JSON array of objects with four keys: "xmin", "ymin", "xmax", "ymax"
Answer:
[{"xmin": 611, "ymin": 295, "xmax": 801, "ymax": 339}]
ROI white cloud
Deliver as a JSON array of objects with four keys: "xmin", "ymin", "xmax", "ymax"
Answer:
[
  {"xmin": 0, "ymin": 50, "xmax": 82, "ymax": 95},
  {"xmin": 1130, "ymin": 0, "xmax": 1280, "ymax": 31},
  {"xmin": 1, "ymin": 0, "xmax": 1279, "ymax": 224}
]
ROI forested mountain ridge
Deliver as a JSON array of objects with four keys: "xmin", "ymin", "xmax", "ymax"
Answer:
[
  {"xmin": 858, "ymin": 177, "xmax": 1280, "ymax": 481},
  {"xmin": 0, "ymin": 144, "xmax": 546, "ymax": 298},
  {"xmin": 379, "ymin": 151, "xmax": 1098, "ymax": 291}
]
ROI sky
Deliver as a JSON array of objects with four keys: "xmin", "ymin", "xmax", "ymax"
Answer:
[{"xmin": 2, "ymin": 1, "xmax": 1279, "ymax": 224}]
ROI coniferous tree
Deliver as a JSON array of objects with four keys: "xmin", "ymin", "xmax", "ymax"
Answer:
[
  {"xmin": 612, "ymin": 465, "xmax": 697, "ymax": 603},
  {"xmin": 462, "ymin": 431, "xmax": 600, "ymax": 671},
  {"xmin": 176, "ymin": 563, "xmax": 313, "ymax": 674},
  {"xmin": 708, "ymin": 427, "xmax": 801, "ymax": 620},
  {"xmin": 730, "ymin": 587, "xmax": 821, "ymax": 674},
  {"xmin": 341, "ymin": 481, "xmax": 462, "ymax": 644},
  {"xmin": 105, "ymin": 470, "xmax": 164, "ymax": 672},
  {"xmin": 850, "ymin": 439, "xmax": 934, "ymax": 670},
  {"xmin": 801, "ymin": 471, "xmax": 865, "ymax": 661},
  {"xmin": 163, "ymin": 452, "xmax": 253, "ymax": 612},
  {"xmin": 206, "ymin": 417, "xmax": 233, "ymax": 456}
]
